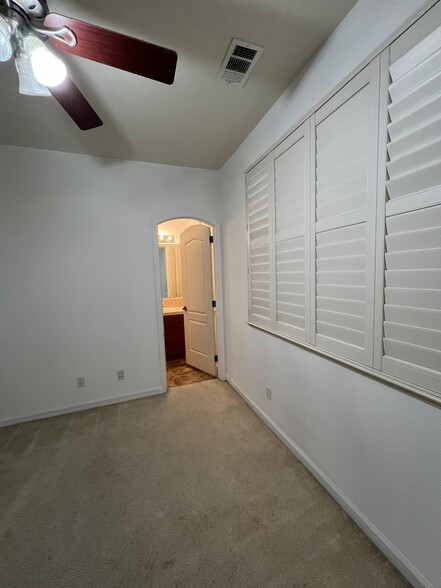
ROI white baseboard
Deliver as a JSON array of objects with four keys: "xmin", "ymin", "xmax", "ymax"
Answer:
[
  {"xmin": 226, "ymin": 375, "xmax": 432, "ymax": 588},
  {"xmin": 0, "ymin": 386, "xmax": 165, "ymax": 428}
]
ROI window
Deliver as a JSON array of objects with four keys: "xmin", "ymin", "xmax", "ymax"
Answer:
[
  {"xmin": 378, "ymin": 8, "xmax": 441, "ymax": 395},
  {"xmin": 246, "ymin": 2, "xmax": 441, "ymax": 403}
]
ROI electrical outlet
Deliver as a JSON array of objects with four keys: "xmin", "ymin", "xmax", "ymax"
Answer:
[
  {"xmin": 77, "ymin": 376, "xmax": 85, "ymax": 389},
  {"xmin": 117, "ymin": 370, "xmax": 125, "ymax": 381},
  {"xmin": 266, "ymin": 385, "xmax": 272, "ymax": 400}
]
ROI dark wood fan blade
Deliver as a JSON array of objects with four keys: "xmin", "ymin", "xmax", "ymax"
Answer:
[
  {"xmin": 50, "ymin": 76, "xmax": 103, "ymax": 130},
  {"xmin": 44, "ymin": 13, "xmax": 178, "ymax": 85}
]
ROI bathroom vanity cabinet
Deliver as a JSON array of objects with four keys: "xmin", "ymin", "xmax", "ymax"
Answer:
[{"xmin": 163, "ymin": 313, "xmax": 185, "ymax": 360}]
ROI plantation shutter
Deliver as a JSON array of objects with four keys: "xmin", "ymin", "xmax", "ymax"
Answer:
[
  {"xmin": 313, "ymin": 60, "xmax": 380, "ymax": 365},
  {"xmin": 273, "ymin": 121, "xmax": 311, "ymax": 342},
  {"xmin": 246, "ymin": 154, "xmax": 275, "ymax": 329},
  {"xmin": 380, "ymin": 8, "xmax": 441, "ymax": 395}
]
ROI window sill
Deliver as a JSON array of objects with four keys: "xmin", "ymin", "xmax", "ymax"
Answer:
[{"xmin": 247, "ymin": 320, "xmax": 441, "ymax": 409}]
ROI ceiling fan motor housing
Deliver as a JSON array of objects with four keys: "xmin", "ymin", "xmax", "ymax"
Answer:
[
  {"xmin": 1, "ymin": 0, "xmax": 177, "ymax": 130},
  {"xmin": 9, "ymin": 0, "xmax": 48, "ymax": 22}
]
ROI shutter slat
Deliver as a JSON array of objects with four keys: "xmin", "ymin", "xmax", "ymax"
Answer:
[
  {"xmin": 248, "ymin": 184, "xmax": 268, "ymax": 203},
  {"xmin": 386, "ymin": 205, "xmax": 441, "ymax": 232},
  {"xmin": 383, "ymin": 338, "xmax": 441, "ymax": 373},
  {"xmin": 388, "ymin": 73, "xmax": 441, "ymax": 128},
  {"xmin": 276, "ymin": 236, "xmax": 306, "ymax": 340},
  {"xmin": 317, "ymin": 296, "xmax": 365, "ymax": 316},
  {"xmin": 385, "ymin": 269, "xmax": 441, "ymax": 289},
  {"xmin": 387, "ymin": 116, "xmax": 441, "ymax": 163},
  {"xmin": 385, "ymin": 321, "xmax": 441, "ymax": 351},
  {"xmin": 316, "ymin": 238, "xmax": 365, "ymax": 258},
  {"xmin": 385, "ymin": 287, "xmax": 441, "ymax": 310},
  {"xmin": 317, "ymin": 321, "xmax": 364, "ymax": 349},
  {"xmin": 276, "ymin": 248, "xmax": 304, "ymax": 262},
  {"xmin": 385, "ymin": 305, "xmax": 441, "ymax": 331},
  {"xmin": 390, "ymin": 25, "xmax": 441, "ymax": 81},
  {"xmin": 386, "ymin": 225, "xmax": 441, "ymax": 251},
  {"xmin": 277, "ymin": 301, "xmax": 305, "ymax": 314},
  {"xmin": 277, "ymin": 291, "xmax": 304, "ymax": 304},
  {"xmin": 316, "ymin": 172, "xmax": 367, "ymax": 210},
  {"xmin": 276, "ymin": 259, "xmax": 304, "ymax": 272},
  {"xmin": 382, "ymin": 203, "xmax": 441, "ymax": 389},
  {"xmin": 316, "ymin": 137, "xmax": 368, "ymax": 177},
  {"xmin": 387, "ymin": 23, "xmax": 441, "ymax": 206},
  {"xmin": 317, "ymin": 254, "xmax": 365, "ymax": 272},
  {"xmin": 385, "ymin": 247, "xmax": 440, "ymax": 270},
  {"xmin": 386, "ymin": 160, "xmax": 441, "ymax": 199},
  {"xmin": 317, "ymin": 284, "xmax": 365, "ymax": 302},
  {"xmin": 387, "ymin": 138, "xmax": 441, "ymax": 181},
  {"xmin": 316, "ymin": 150, "xmax": 367, "ymax": 190},
  {"xmin": 316, "ymin": 222, "xmax": 367, "ymax": 352},
  {"xmin": 249, "ymin": 203, "xmax": 269, "ymax": 221},
  {"xmin": 389, "ymin": 46, "xmax": 441, "ymax": 102},
  {"xmin": 316, "ymin": 190, "xmax": 366, "ymax": 223},
  {"xmin": 247, "ymin": 168, "xmax": 269, "ymax": 191},
  {"xmin": 316, "ymin": 85, "xmax": 369, "ymax": 225},
  {"xmin": 277, "ymin": 312, "xmax": 305, "ymax": 329},
  {"xmin": 317, "ymin": 309, "xmax": 365, "ymax": 332},
  {"xmin": 316, "ymin": 270, "xmax": 366, "ymax": 287},
  {"xmin": 274, "ymin": 135, "xmax": 305, "ymax": 236},
  {"xmin": 247, "ymin": 157, "xmax": 273, "ymax": 327}
]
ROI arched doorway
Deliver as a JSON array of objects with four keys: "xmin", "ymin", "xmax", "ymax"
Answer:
[{"xmin": 154, "ymin": 217, "xmax": 224, "ymax": 391}]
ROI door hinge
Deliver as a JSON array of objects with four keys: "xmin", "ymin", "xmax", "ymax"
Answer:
[
  {"xmin": 212, "ymin": 300, "xmax": 216, "ymax": 308},
  {"xmin": 209, "ymin": 235, "xmax": 214, "ymax": 243},
  {"xmin": 214, "ymin": 354, "xmax": 218, "ymax": 363}
]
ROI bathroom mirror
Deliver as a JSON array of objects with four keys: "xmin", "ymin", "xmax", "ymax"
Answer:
[{"xmin": 159, "ymin": 244, "xmax": 182, "ymax": 298}]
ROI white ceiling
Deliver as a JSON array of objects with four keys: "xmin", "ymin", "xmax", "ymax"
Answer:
[{"xmin": 0, "ymin": 0, "xmax": 358, "ymax": 169}]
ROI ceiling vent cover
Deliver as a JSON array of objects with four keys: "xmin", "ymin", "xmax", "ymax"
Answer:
[{"xmin": 217, "ymin": 39, "xmax": 264, "ymax": 87}]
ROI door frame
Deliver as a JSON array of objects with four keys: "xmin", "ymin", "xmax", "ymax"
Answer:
[{"xmin": 153, "ymin": 217, "xmax": 226, "ymax": 392}]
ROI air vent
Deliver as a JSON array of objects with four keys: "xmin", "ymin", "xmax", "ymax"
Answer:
[{"xmin": 217, "ymin": 39, "xmax": 264, "ymax": 87}]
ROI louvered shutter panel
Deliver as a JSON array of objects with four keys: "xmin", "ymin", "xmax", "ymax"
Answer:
[
  {"xmin": 313, "ymin": 61, "xmax": 379, "ymax": 365},
  {"xmin": 273, "ymin": 122, "xmax": 311, "ymax": 342},
  {"xmin": 382, "ymin": 206, "xmax": 441, "ymax": 393},
  {"xmin": 386, "ymin": 16, "xmax": 441, "ymax": 216},
  {"xmin": 246, "ymin": 154, "xmax": 275, "ymax": 328},
  {"xmin": 380, "ymin": 8, "xmax": 441, "ymax": 396}
]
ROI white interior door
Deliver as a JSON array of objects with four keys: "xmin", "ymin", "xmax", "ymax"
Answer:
[{"xmin": 180, "ymin": 224, "xmax": 217, "ymax": 377}]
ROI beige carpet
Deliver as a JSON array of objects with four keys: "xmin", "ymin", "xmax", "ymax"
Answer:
[{"xmin": 0, "ymin": 380, "xmax": 408, "ymax": 588}]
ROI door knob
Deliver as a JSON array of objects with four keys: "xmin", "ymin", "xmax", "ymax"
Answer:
[{"xmin": 183, "ymin": 306, "xmax": 187, "ymax": 311}]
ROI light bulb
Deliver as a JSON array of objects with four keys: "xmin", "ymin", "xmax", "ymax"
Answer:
[
  {"xmin": 15, "ymin": 54, "xmax": 51, "ymax": 96},
  {"xmin": 23, "ymin": 36, "xmax": 66, "ymax": 88},
  {"xmin": 0, "ymin": 15, "xmax": 12, "ymax": 62}
]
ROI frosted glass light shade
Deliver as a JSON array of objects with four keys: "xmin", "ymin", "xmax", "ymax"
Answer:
[
  {"xmin": 0, "ymin": 15, "xmax": 12, "ymax": 62},
  {"xmin": 15, "ymin": 55, "xmax": 51, "ymax": 96},
  {"xmin": 23, "ymin": 35, "xmax": 66, "ymax": 87}
]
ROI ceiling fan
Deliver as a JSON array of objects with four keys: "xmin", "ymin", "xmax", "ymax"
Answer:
[{"xmin": 0, "ymin": 0, "xmax": 178, "ymax": 130}]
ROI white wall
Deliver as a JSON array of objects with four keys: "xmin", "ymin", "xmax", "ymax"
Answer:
[
  {"xmin": 220, "ymin": 1, "xmax": 441, "ymax": 587},
  {"xmin": 0, "ymin": 145, "xmax": 219, "ymax": 422}
]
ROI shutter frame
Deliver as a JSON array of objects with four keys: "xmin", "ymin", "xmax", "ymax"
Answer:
[
  {"xmin": 243, "ymin": 1, "xmax": 441, "ymax": 405},
  {"xmin": 312, "ymin": 59, "xmax": 380, "ymax": 366},
  {"xmin": 379, "ymin": 8, "xmax": 441, "ymax": 395},
  {"xmin": 246, "ymin": 153, "xmax": 275, "ymax": 329},
  {"xmin": 273, "ymin": 121, "xmax": 312, "ymax": 343}
]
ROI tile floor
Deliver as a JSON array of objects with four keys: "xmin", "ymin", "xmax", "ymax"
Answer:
[{"xmin": 166, "ymin": 357, "xmax": 215, "ymax": 387}]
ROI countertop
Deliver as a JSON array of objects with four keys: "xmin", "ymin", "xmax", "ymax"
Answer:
[{"xmin": 163, "ymin": 307, "xmax": 184, "ymax": 316}]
